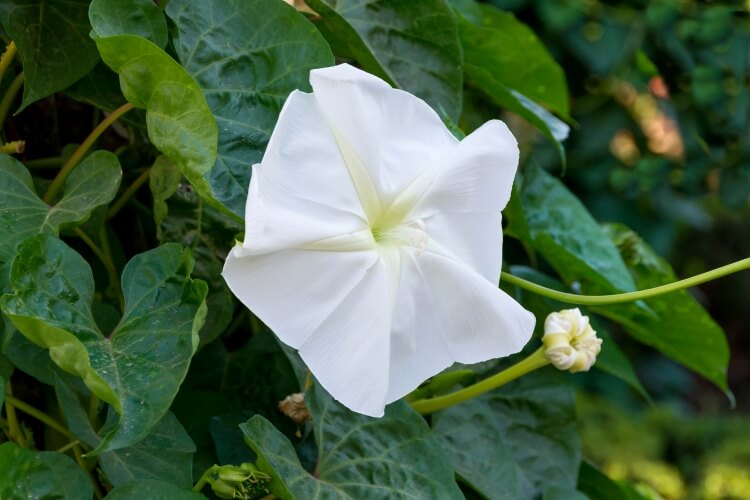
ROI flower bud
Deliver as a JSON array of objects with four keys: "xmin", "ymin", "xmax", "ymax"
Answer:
[{"xmin": 542, "ymin": 308, "xmax": 602, "ymax": 373}]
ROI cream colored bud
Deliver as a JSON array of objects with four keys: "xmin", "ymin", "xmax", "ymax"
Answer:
[
  {"xmin": 542, "ymin": 308, "xmax": 602, "ymax": 373},
  {"xmin": 278, "ymin": 392, "xmax": 310, "ymax": 424}
]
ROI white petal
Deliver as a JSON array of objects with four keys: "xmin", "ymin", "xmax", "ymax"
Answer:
[
  {"xmin": 244, "ymin": 90, "xmax": 367, "ymax": 253},
  {"xmin": 416, "ymin": 252, "xmax": 533, "ymax": 365},
  {"xmin": 299, "ymin": 258, "xmax": 393, "ymax": 417},
  {"xmin": 413, "ymin": 120, "xmax": 519, "ymax": 217},
  {"xmin": 424, "ymin": 211, "xmax": 503, "ymax": 284},
  {"xmin": 222, "ymin": 247, "xmax": 379, "ymax": 348},
  {"xmin": 386, "ymin": 251, "xmax": 453, "ymax": 403},
  {"xmin": 309, "ymin": 64, "xmax": 458, "ymax": 204}
]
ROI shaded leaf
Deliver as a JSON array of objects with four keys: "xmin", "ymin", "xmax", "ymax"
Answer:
[
  {"xmin": 66, "ymin": 62, "xmax": 128, "ymax": 112},
  {"xmin": 149, "ymin": 156, "xmax": 181, "ymax": 237},
  {"xmin": 93, "ymin": 35, "xmax": 221, "ymax": 215},
  {"xmin": 165, "ymin": 0, "xmax": 334, "ymax": 217},
  {"xmin": 597, "ymin": 224, "xmax": 731, "ymax": 398},
  {"xmin": 241, "ymin": 384, "xmax": 463, "ymax": 499},
  {"xmin": 0, "ymin": 0, "xmax": 99, "ymax": 111},
  {"xmin": 433, "ymin": 369, "xmax": 580, "ymax": 500},
  {"xmin": 577, "ymin": 461, "xmax": 649, "ymax": 500},
  {"xmin": 307, "ymin": 0, "xmax": 463, "ymax": 122},
  {"xmin": 89, "ymin": 0, "xmax": 168, "ymax": 48},
  {"xmin": 0, "ymin": 441, "xmax": 92, "ymax": 500},
  {"xmin": 1, "ymin": 236, "xmax": 207, "ymax": 453},
  {"xmin": 105, "ymin": 480, "xmax": 206, "ymax": 500},
  {"xmin": 0, "ymin": 152, "xmax": 121, "ymax": 264}
]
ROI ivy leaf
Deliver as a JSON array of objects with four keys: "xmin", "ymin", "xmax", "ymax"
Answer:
[
  {"xmin": 432, "ymin": 369, "xmax": 581, "ymax": 499},
  {"xmin": 598, "ymin": 224, "xmax": 731, "ymax": 399},
  {"xmin": 0, "ymin": 236, "xmax": 208, "ymax": 453},
  {"xmin": 0, "ymin": 0, "xmax": 99, "ymax": 111},
  {"xmin": 241, "ymin": 384, "xmax": 463, "ymax": 499},
  {"xmin": 92, "ymin": 35, "xmax": 222, "ymax": 216},
  {"xmin": 0, "ymin": 441, "xmax": 92, "ymax": 500},
  {"xmin": 165, "ymin": 0, "xmax": 334, "ymax": 217},
  {"xmin": 307, "ymin": 0, "xmax": 463, "ymax": 122},
  {"xmin": 0, "ymin": 152, "xmax": 122, "ymax": 264},
  {"xmin": 88, "ymin": 0, "xmax": 168, "ymax": 48},
  {"xmin": 105, "ymin": 480, "xmax": 207, "ymax": 500}
]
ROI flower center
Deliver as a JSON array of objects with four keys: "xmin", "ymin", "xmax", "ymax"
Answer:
[{"xmin": 372, "ymin": 218, "xmax": 427, "ymax": 255}]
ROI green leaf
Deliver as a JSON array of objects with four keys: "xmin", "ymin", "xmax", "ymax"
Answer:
[
  {"xmin": 1, "ymin": 236, "xmax": 208, "ymax": 453},
  {"xmin": 512, "ymin": 165, "xmax": 637, "ymax": 295},
  {"xmin": 432, "ymin": 369, "xmax": 581, "ymax": 500},
  {"xmin": 149, "ymin": 156, "xmax": 181, "ymax": 237},
  {"xmin": 461, "ymin": 5, "xmax": 569, "ymax": 118},
  {"xmin": 105, "ymin": 480, "xmax": 207, "ymax": 500},
  {"xmin": 543, "ymin": 487, "xmax": 588, "ymax": 500},
  {"xmin": 241, "ymin": 384, "xmax": 463, "ymax": 499},
  {"xmin": 93, "ymin": 35, "xmax": 221, "ymax": 215},
  {"xmin": 0, "ymin": 0, "xmax": 99, "ymax": 111},
  {"xmin": 165, "ymin": 0, "xmax": 334, "ymax": 217},
  {"xmin": 65, "ymin": 62, "xmax": 128, "ymax": 112},
  {"xmin": 577, "ymin": 461, "xmax": 649, "ymax": 500},
  {"xmin": 159, "ymin": 181, "xmax": 240, "ymax": 345},
  {"xmin": 307, "ymin": 0, "xmax": 463, "ymax": 122},
  {"xmin": 597, "ymin": 224, "xmax": 731, "ymax": 398},
  {"xmin": 89, "ymin": 0, "xmax": 168, "ymax": 48},
  {"xmin": 0, "ymin": 152, "xmax": 122, "ymax": 263},
  {"xmin": 0, "ymin": 441, "xmax": 93, "ymax": 500}
]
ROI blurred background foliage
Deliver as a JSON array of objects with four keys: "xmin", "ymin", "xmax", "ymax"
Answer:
[{"xmin": 473, "ymin": 1, "xmax": 750, "ymax": 497}]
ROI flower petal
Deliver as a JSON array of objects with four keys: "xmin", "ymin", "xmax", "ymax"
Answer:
[
  {"xmin": 243, "ymin": 90, "xmax": 367, "ymax": 253},
  {"xmin": 413, "ymin": 119, "xmax": 519, "ymax": 217},
  {"xmin": 222, "ymin": 247, "xmax": 379, "ymax": 348},
  {"xmin": 424, "ymin": 211, "xmax": 504, "ymax": 284},
  {"xmin": 299, "ymin": 257, "xmax": 393, "ymax": 417},
  {"xmin": 385, "ymin": 250, "xmax": 534, "ymax": 403},
  {"xmin": 309, "ymin": 64, "xmax": 458, "ymax": 203}
]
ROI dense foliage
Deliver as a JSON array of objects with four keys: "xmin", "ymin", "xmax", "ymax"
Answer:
[{"xmin": 0, "ymin": 0, "xmax": 746, "ymax": 498}]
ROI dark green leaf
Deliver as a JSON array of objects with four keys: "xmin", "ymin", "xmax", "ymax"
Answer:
[
  {"xmin": 241, "ymin": 384, "xmax": 463, "ymax": 499},
  {"xmin": 597, "ymin": 224, "xmax": 731, "ymax": 398},
  {"xmin": 165, "ymin": 0, "xmax": 334, "ymax": 217},
  {"xmin": 105, "ymin": 480, "xmax": 207, "ymax": 500},
  {"xmin": 65, "ymin": 62, "xmax": 127, "ymax": 112},
  {"xmin": 0, "ymin": 152, "xmax": 122, "ymax": 264},
  {"xmin": 543, "ymin": 487, "xmax": 588, "ymax": 500},
  {"xmin": 1, "ymin": 236, "xmax": 208, "ymax": 453},
  {"xmin": 577, "ymin": 461, "xmax": 646, "ymax": 500},
  {"xmin": 307, "ymin": 0, "xmax": 463, "ymax": 122},
  {"xmin": 93, "ymin": 35, "xmax": 221, "ymax": 215},
  {"xmin": 0, "ymin": 0, "xmax": 99, "ymax": 111},
  {"xmin": 89, "ymin": 0, "xmax": 168, "ymax": 48},
  {"xmin": 460, "ymin": 5, "xmax": 569, "ymax": 118},
  {"xmin": 433, "ymin": 369, "xmax": 581, "ymax": 500},
  {"xmin": 513, "ymin": 165, "xmax": 637, "ymax": 295},
  {"xmin": 0, "ymin": 441, "xmax": 93, "ymax": 500},
  {"xmin": 159, "ymin": 182, "xmax": 240, "ymax": 345}
]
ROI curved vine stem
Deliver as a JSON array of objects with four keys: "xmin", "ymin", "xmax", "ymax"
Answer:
[{"xmin": 500, "ymin": 257, "xmax": 750, "ymax": 305}]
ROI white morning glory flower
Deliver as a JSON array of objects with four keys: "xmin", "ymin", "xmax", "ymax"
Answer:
[{"xmin": 223, "ymin": 64, "xmax": 535, "ymax": 417}]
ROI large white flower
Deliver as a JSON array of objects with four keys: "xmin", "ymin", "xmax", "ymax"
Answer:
[{"xmin": 223, "ymin": 64, "xmax": 535, "ymax": 417}]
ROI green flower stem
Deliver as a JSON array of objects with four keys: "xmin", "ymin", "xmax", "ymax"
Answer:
[
  {"xmin": 500, "ymin": 256, "xmax": 750, "ymax": 305},
  {"xmin": 410, "ymin": 347, "xmax": 549, "ymax": 415},
  {"xmin": 4, "ymin": 380, "xmax": 27, "ymax": 447},
  {"xmin": 4, "ymin": 394, "xmax": 78, "ymax": 442},
  {"xmin": 107, "ymin": 167, "xmax": 151, "ymax": 219},
  {"xmin": 0, "ymin": 71, "xmax": 24, "ymax": 127},
  {"xmin": 193, "ymin": 465, "xmax": 218, "ymax": 492},
  {"xmin": 56, "ymin": 440, "xmax": 81, "ymax": 453},
  {"xmin": 73, "ymin": 443, "xmax": 104, "ymax": 500},
  {"xmin": 44, "ymin": 102, "xmax": 134, "ymax": 204},
  {"xmin": 99, "ymin": 225, "xmax": 125, "ymax": 311},
  {"xmin": 0, "ymin": 41, "xmax": 17, "ymax": 85}
]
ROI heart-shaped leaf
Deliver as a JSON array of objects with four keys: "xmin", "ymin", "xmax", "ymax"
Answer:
[
  {"xmin": 241, "ymin": 384, "xmax": 463, "ymax": 499},
  {"xmin": 165, "ymin": 0, "xmax": 334, "ymax": 217},
  {"xmin": 1, "ymin": 236, "xmax": 207, "ymax": 453}
]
